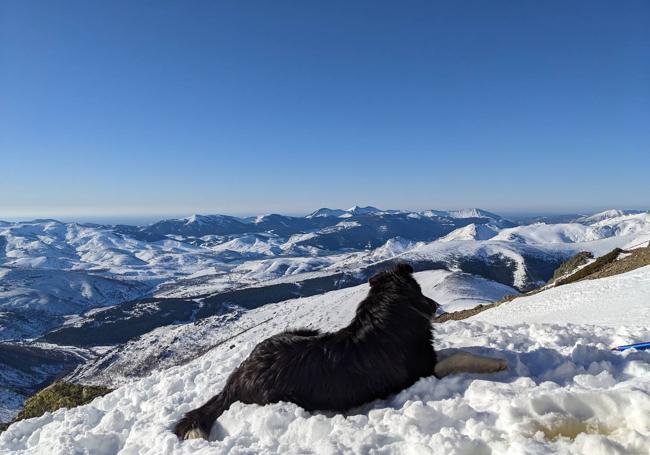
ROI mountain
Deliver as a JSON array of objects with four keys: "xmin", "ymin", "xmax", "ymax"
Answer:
[
  {"xmin": 342, "ymin": 205, "xmax": 384, "ymax": 216},
  {"xmin": 513, "ymin": 213, "xmax": 585, "ymax": 225},
  {"xmin": 439, "ymin": 208, "xmax": 515, "ymax": 228},
  {"xmin": 438, "ymin": 223, "xmax": 499, "ymax": 241},
  {"xmin": 305, "ymin": 208, "xmax": 348, "ymax": 218},
  {"xmin": 576, "ymin": 209, "xmax": 646, "ymax": 224},
  {"xmin": 307, "ymin": 206, "xmax": 387, "ymax": 218},
  {"xmin": 492, "ymin": 212, "xmax": 650, "ymax": 245},
  {"xmin": 144, "ymin": 214, "xmax": 251, "ymax": 237},
  {"xmin": 0, "ymin": 267, "xmax": 150, "ymax": 340}
]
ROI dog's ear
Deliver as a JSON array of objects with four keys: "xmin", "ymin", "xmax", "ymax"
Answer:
[{"xmin": 394, "ymin": 263, "xmax": 414, "ymax": 276}]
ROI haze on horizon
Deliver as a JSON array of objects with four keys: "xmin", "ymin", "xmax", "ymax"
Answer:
[{"xmin": 1, "ymin": 1, "xmax": 649, "ymax": 220}]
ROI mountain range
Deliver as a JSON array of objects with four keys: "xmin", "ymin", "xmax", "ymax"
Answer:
[{"xmin": 0, "ymin": 207, "xmax": 649, "ymax": 424}]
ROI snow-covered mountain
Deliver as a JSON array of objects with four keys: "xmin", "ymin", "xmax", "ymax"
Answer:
[
  {"xmin": 493, "ymin": 212, "xmax": 650, "ymax": 245},
  {"xmin": 305, "ymin": 208, "xmax": 348, "ymax": 218},
  {"xmin": 438, "ymin": 223, "xmax": 500, "ymax": 241},
  {"xmin": 1, "ymin": 207, "xmax": 649, "ymax": 429},
  {"xmin": 576, "ymin": 209, "xmax": 645, "ymax": 224},
  {"xmin": 0, "ymin": 267, "xmax": 149, "ymax": 340}
]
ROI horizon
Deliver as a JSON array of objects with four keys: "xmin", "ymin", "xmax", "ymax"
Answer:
[
  {"xmin": 1, "ymin": 205, "xmax": 648, "ymax": 226},
  {"xmin": 2, "ymin": 1, "xmax": 649, "ymax": 216}
]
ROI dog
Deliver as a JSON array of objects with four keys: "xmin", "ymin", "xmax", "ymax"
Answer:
[{"xmin": 174, "ymin": 263, "xmax": 506, "ymax": 440}]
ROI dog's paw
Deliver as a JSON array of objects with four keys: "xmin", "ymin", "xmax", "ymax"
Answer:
[{"xmin": 173, "ymin": 414, "xmax": 209, "ymax": 441}]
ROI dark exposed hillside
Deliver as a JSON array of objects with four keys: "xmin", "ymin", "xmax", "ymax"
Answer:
[
  {"xmin": 558, "ymin": 244, "xmax": 650, "ymax": 284},
  {"xmin": 555, "ymin": 249, "xmax": 623, "ymax": 286},
  {"xmin": 548, "ymin": 251, "xmax": 594, "ymax": 283}
]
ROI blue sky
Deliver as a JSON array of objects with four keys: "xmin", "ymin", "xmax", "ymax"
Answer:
[{"xmin": 1, "ymin": 0, "xmax": 649, "ymax": 220}]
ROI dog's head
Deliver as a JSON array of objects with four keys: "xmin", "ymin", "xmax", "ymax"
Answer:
[{"xmin": 368, "ymin": 263, "xmax": 439, "ymax": 317}]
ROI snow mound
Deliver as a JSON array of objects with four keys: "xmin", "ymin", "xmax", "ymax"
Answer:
[{"xmin": 417, "ymin": 270, "xmax": 518, "ymax": 313}]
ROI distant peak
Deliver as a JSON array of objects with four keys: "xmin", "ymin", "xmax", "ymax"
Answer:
[
  {"xmin": 306, "ymin": 208, "xmax": 347, "ymax": 218},
  {"xmin": 578, "ymin": 209, "xmax": 645, "ymax": 224},
  {"xmin": 447, "ymin": 208, "xmax": 501, "ymax": 219},
  {"xmin": 345, "ymin": 205, "xmax": 381, "ymax": 215},
  {"xmin": 181, "ymin": 213, "xmax": 236, "ymax": 225}
]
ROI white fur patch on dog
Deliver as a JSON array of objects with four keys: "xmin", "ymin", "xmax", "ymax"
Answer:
[{"xmin": 184, "ymin": 427, "xmax": 208, "ymax": 440}]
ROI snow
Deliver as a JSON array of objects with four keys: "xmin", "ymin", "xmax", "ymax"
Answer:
[
  {"xmin": 345, "ymin": 205, "xmax": 382, "ymax": 216},
  {"xmin": 0, "ymin": 221, "xmax": 223, "ymax": 280},
  {"xmin": 577, "ymin": 209, "xmax": 645, "ymax": 225},
  {"xmin": 473, "ymin": 265, "xmax": 650, "ymax": 327},
  {"xmin": 305, "ymin": 208, "xmax": 347, "ymax": 219},
  {"xmin": 492, "ymin": 213, "xmax": 650, "ymax": 245},
  {"xmin": 439, "ymin": 223, "xmax": 499, "ymax": 242},
  {"xmin": 446, "ymin": 208, "xmax": 501, "ymax": 220},
  {"xmin": 416, "ymin": 270, "xmax": 518, "ymax": 313},
  {"xmin": 367, "ymin": 237, "xmax": 418, "ymax": 261},
  {"xmin": 2, "ymin": 266, "xmax": 650, "ymax": 454},
  {"xmin": 2, "ymin": 210, "xmax": 648, "ymax": 330},
  {"xmin": 203, "ymin": 235, "xmax": 283, "ymax": 258},
  {"xmin": 0, "ymin": 267, "xmax": 150, "ymax": 340}
]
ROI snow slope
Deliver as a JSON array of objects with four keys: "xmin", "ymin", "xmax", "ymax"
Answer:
[
  {"xmin": 474, "ymin": 265, "xmax": 650, "ymax": 327},
  {"xmin": 2, "ymin": 268, "xmax": 649, "ymax": 454},
  {"xmin": 416, "ymin": 270, "xmax": 518, "ymax": 313}
]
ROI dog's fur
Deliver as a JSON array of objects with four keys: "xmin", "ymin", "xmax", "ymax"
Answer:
[{"xmin": 173, "ymin": 263, "xmax": 507, "ymax": 440}]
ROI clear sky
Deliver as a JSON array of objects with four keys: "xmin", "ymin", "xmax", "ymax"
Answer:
[{"xmin": 1, "ymin": 0, "xmax": 649, "ymax": 220}]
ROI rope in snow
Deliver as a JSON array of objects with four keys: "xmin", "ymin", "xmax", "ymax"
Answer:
[
  {"xmin": 178, "ymin": 316, "xmax": 275, "ymax": 367},
  {"xmin": 622, "ymin": 239, "xmax": 650, "ymax": 251}
]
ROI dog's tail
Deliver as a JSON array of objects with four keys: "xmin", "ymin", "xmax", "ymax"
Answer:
[{"xmin": 173, "ymin": 391, "xmax": 231, "ymax": 440}]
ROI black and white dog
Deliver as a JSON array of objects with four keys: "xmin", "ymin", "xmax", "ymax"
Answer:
[{"xmin": 174, "ymin": 263, "xmax": 506, "ymax": 440}]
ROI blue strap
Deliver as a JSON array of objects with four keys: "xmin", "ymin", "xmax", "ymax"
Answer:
[{"xmin": 612, "ymin": 341, "xmax": 650, "ymax": 351}]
